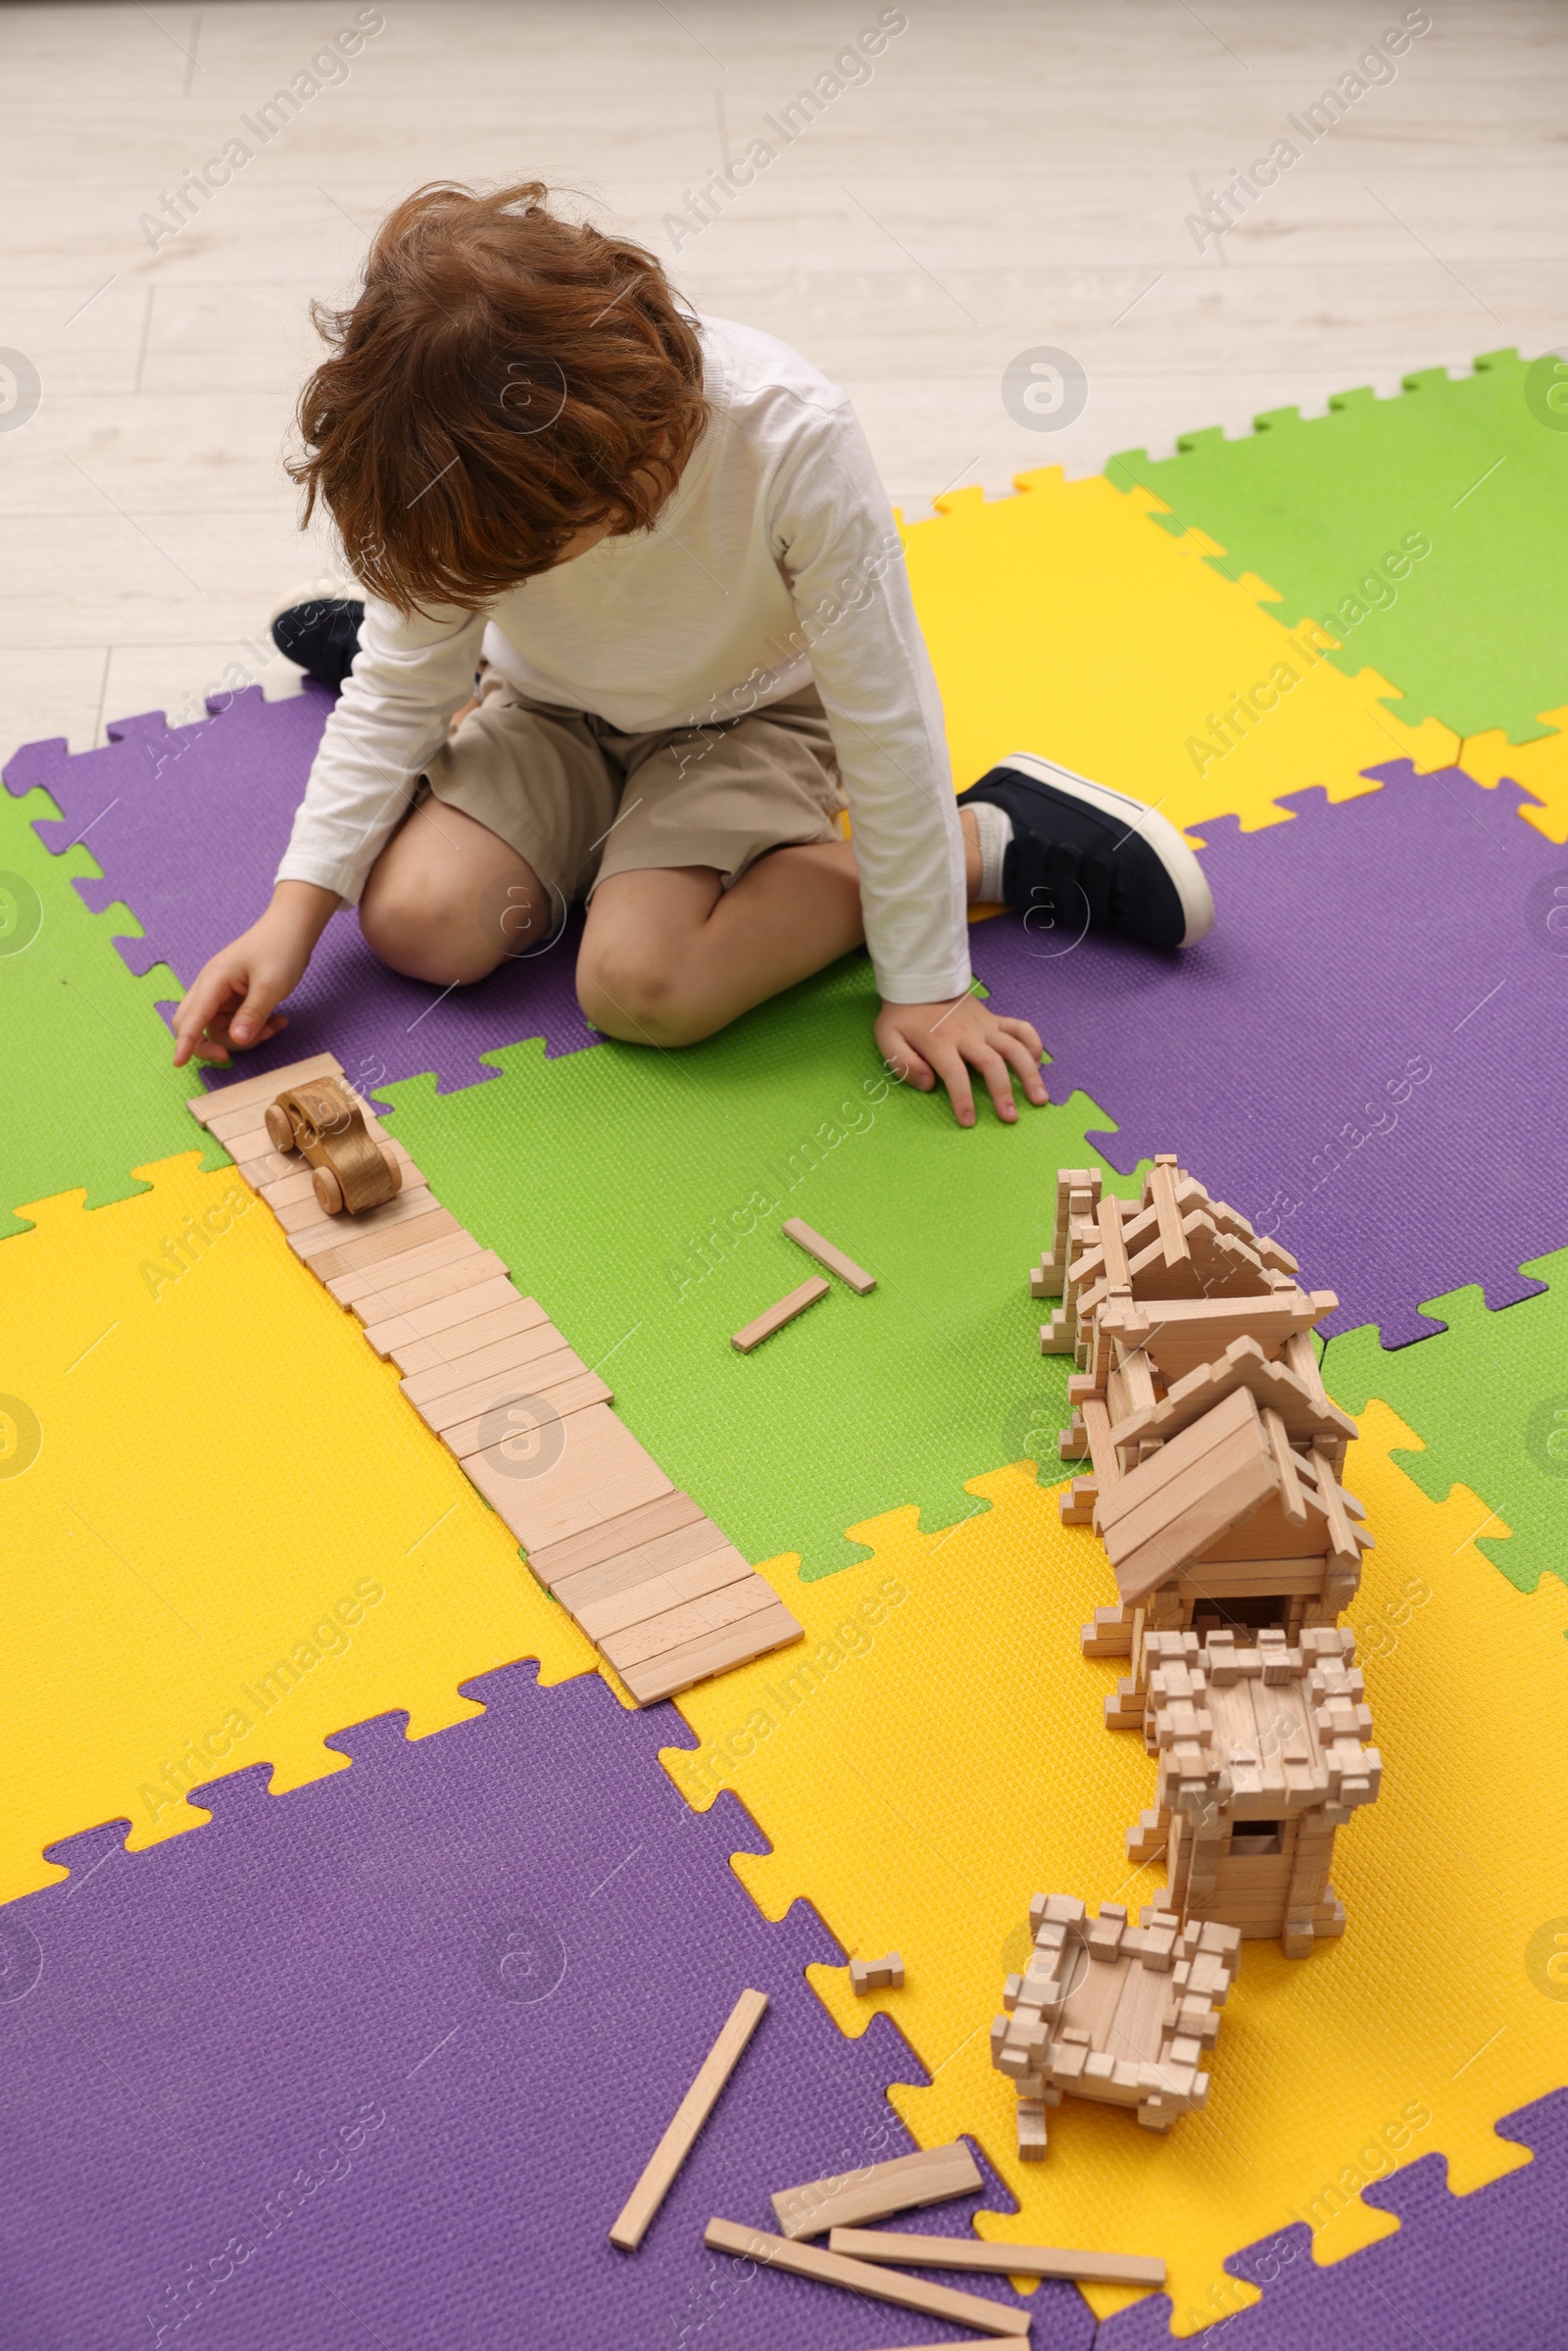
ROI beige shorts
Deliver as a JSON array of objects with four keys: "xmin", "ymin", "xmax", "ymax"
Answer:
[{"xmin": 420, "ymin": 675, "xmax": 847, "ymax": 914}]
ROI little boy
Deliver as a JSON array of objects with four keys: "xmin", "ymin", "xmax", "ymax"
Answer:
[{"xmin": 172, "ymin": 181, "xmax": 1211, "ymax": 1125}]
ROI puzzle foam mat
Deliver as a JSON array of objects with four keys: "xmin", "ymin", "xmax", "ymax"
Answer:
[
  {"xmin": 371, "ymin": 961, "xmax": 1133, "ymax": 1585},
  {"xmin": 3, "ymin": 350, "xmax": 1566, "ymax": 2343},
  {"xmin": 1097, "ymin": 2088, "xmax": 1568, "ymax": 2351},
  {"xmin": 664, "ymin": 1408, "xmax": 1568, "ymax": 2334},
  {"xmin": 1105, "ymin": 349, "xmax": 1568, "ymax": 748},
  {"xmin": 966, "ymin": 760, "xmax": 1568, "ymax": 1346},
  {"xmin": 0, "ymin": 774, "xmax": 208, "ymax": 1237},
  {"xmin": 898, "ymin": 465, "xmax": 1457, "ymax": 839},
  {"xmin": 1322, "ymin": 1248, "xmax": 1568, "ymax": 1598},
  {"xmin": 2, "ymin": 686, "xmax": 598, "ymax": 1102},
  {"xmin": 1, "ymin": 1657, "xmax": 1099, "ymax": 2351},
  {"xmin": 0, "ymin": 1152, "xmax": 598, "ymax": 1904}
]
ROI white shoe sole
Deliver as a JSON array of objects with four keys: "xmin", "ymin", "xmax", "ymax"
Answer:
[{"xmin": 998, "ymin": 750, "xmax": 1215, "ymax": 947}]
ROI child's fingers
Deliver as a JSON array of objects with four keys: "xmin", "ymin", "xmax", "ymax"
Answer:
[
  {"xmin": 962, "ymin": 1038, "xmax": 1019, "ymax": 1124},
  {"xmin": 228, "ymin": 972, "xmax": 284, "ymax": 1048},
  {"xmin": 928, "ymin": 1043, "xmax": 977, "ymax": 1127},
  {"xmin": 993, "ymin": 1012, "xmax": 1044, "ymax": 1059},
  {"xmin": 994, "ymin": 1027, "xmax": 1049, "ymax": 1104},
  {"xmin": 172, "ymin": 972, "xmax": 240, "ymax": 1066},
  {"xmin": 885, "ymin": 1038, "xmax": 936, "ymax": 1093},
  {"xmin": 186, "ymin": 1009, "xmax": 288, "ymax": 1066}
]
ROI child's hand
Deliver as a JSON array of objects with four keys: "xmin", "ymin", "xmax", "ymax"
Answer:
[
  {"xmin": 875, "ymin": 993, "xmax": 1048, "ymax": 1127},
  {"xmin": 172, "ymin": 882, "xmax": 340, "ymax": 1067}
]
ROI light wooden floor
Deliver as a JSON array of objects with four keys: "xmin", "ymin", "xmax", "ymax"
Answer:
[{"xmin": 2, "ymin": 0, "xmax": 1562, "ymax": 765}]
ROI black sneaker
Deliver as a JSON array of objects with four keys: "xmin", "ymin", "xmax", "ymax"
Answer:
[
  {"xmin": 271, "ymin": 596, "xmax": 365, "ymax": 691},
  {"xmin": 957, "ymin": 751, "xmax": 1214, "ymax": 950}
]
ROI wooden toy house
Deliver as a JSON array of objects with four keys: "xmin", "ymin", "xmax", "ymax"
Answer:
[
  {"xmin": 991, "ymin": 1892, "xmax": 1241, "ymax": 2160},
  {"xmin": 1127, "ymin": 1624, "xmax": 1380, "ymax": 1957},
  {"xmin": 1032, "ymin": 1158, "xmax": 1369, "ymax": 1729}
]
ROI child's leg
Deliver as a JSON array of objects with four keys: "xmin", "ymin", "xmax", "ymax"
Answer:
[
  {"xmin": 358, "ymin": 766, "xmax": 986, "ymax": 1011},
  {"xmin": 359, "ymin": 794, "xmax": 557, "ymax": 984},
  {"xmin": 575, "ymin": 812, "xmax": 986, "ymax": 1047}
]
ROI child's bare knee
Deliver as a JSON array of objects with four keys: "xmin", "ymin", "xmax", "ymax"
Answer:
[
  {"xmin": 360, "ymin": 874, "xmax": 496, "ymax": 988},
  {"xmin": 576, "ymin": 943, "xmax": 710, "ymax": 1046}
]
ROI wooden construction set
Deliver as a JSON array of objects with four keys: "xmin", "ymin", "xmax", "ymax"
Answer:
[
  {"xmin": 188, "ymin": 1053, "xmax": 805, "ymax": 1706},
  {"xmin": 992, "ymin": 1156, "xmax": 1383, "ymax": 2162},
  {"xmin": 730, "ymin": 1216, "xmax": 877, "ymax": 1352},
  {"xmin": 606, "ymin": 1985, "xmax": 1165, "ymax": 2337},
  {"xmin": 198, "ymin": 1076, "xmax": 1274, "ymax": 2310}
]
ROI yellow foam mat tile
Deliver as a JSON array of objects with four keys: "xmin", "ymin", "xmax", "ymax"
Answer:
[
  {"xmin": 662, "ymin": 1405, "xmax": 1568, "ymax": 2333},
  {"xmin": 903, "ymin": 470, "xmax": 1460, "ymax": 836},
  {"xmin": 0, "ymin": 1153, "xmax": 594, "ymax": 1901},
  {"xmin": 1459, "ymin": 706, "xmax": 1568, "ymax": 843}
]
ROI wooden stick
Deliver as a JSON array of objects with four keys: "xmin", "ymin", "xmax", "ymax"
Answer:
[
  {"xmin": 731, "ymin": 1276, "xmax": 830, "ymax": 1353},
  {"xmin": 703, "ymin": 2219, "xmax": 1030, "ymax": 2335},
  {"xmin": 781, "ymin": 1216, "xmax": 877, "ymax": 1295},
  {"xmin": 827, "ymin": 2226, "xmax": 1164, "ymax": 2287},
  {"xmin": 771, "ymin": 2139, "xmax": 982, "ymax": 2239},
  {"xmin": 609, "ymin": 1989, "xmax": 767, "ymax": 2250},
  {"xmin": 1261, "ymin": 1406, "xmax": 1308, "ymax": 1525}
]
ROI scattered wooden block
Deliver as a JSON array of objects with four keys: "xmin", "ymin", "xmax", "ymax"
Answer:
[
  {"xmin": 615, "ymin": 1598, "xmax": 803, "ymax": 1707},
  {"xmin": 770, "ymin": 2140, "xmax": 982, "ymax": 2240},
  {"xmin": 827, "ymin": 2226, "xmax": 1163, "ymax": 2288},
  {"xmin": 732, "ymin": 1275, "xmax": 831, "ymax": 1353},
  {"xmin": 850, "ymin": 1952, "xmax": 905, "ymax": 1994},
  {"xmin": 609, "ymin": 1988, "xmax": 768, "ymax": 2251},
  {"xmin": 702, "ymin": 2220, "xmax": 1029, "ymax": 2336},
  {"xmin": 781, "ymin": 1217, "xmax": 876, "ymax": 1295}
]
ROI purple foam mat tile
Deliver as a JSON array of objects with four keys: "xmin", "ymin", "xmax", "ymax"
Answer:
[
  {"xmin": 968, "ymin": 763, "xmax": 1568, "ymax": 1347},
  {"xmin": 2, "ymin": 689, "xmax": 600, "ymax": 1097},
  {"xmin": 0, "ymin": 1661, "xmax": 1095, "ymax": 2351},
  {"xmin": 1093, "ymin": 2089, "xmax": 1567, "ymax": 2350}
]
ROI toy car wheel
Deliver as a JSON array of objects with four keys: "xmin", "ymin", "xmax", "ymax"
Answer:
[
  {"xmin": 265, "ymin": 1104, "xmax": 295, "ymax": 1151},
  {"xmin": 313, "ymin": 1167, "xmax": 345, "ymax": 1215},
  {"xmin": 379, "ymin": 1146, "xmax": 403, "ymax": 1196}
]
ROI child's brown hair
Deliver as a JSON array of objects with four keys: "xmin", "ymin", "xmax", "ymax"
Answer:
[{"xmin": 289, "ymin": 181, "xmax": 708, "ymax": 613}]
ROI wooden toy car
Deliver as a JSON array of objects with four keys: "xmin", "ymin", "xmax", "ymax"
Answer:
[{"xmin": 264, "ymin": 1076, "xmax": 401, "ymax": 1216}]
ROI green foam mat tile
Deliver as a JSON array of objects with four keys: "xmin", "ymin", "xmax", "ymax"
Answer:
[
  {"xmin": 1106, "ymin": 349, "xmax": 1568, "ymax": 745},
  {"xmin": 379, "ymin": 954, "xmax": 1131, "ymax": 1584},
  {"xmin": 1322, "ymin": 1248, "xmax": 1568, "ymax": 1598},
  {"xmin": 0, "ymin": 783, "xmax": 216, "ymax": 1236}
]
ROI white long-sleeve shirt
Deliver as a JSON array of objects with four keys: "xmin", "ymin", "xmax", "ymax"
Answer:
[{"xmin": 277, "ymin": 315, "xmax": 970, "ymax": 1005}]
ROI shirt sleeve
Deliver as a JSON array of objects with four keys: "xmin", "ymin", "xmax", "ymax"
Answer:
[
  {"xmin": 769, "ymin": 401, "xmax": 970, "ymax": 1005},
  {"xmin": 274, "ymin": 597, "xmax": 487, "ymax": 906}
]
